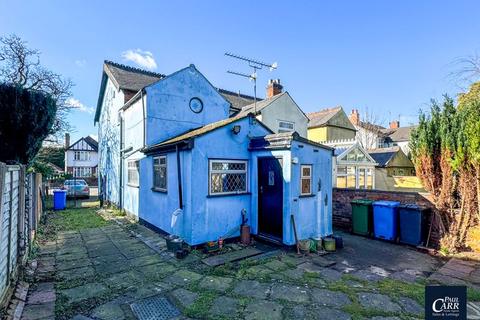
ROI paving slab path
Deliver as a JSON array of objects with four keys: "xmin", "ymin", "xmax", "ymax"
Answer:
[{"xmin": 20, "ymin": 209, "xmax": 480, "ymax": 320}]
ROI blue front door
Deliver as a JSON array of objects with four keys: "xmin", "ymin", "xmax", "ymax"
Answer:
[{"xmin": 258, "ymin": 157, "xmax": 283, "ymax": 241}]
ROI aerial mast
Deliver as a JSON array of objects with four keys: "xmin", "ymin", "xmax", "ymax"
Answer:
[{"xmin": 225, "ymin": 52, "xmax": 278, "ymax": 114}]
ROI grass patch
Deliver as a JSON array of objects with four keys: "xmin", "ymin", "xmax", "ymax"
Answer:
[
  {"xmin": 377, "ymin": 278, "xmax": 425, "ymax": 304},
  {"xmin": 51, "ymin": 206, "xmax": 110, "ymax": 232},
  {"xmin": 184, "ymin": 291, "xmax": 217, "ymax": 318},
  {"xmin": 468, "ymin": 287, "xmax": 480, "ymax": 301},
  {"xmin": 342, "ymin": 302, "xmax": 396, "ymax": 320}
]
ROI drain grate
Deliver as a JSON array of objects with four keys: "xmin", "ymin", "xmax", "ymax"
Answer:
[{"xmin": 130, "ymin": 295, "xmax": 180, "ymax": 320}]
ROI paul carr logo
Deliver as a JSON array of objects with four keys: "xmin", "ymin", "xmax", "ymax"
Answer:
[{"xmin": 426, "ymin": 286, "xmax": 466, "ymax": 319}]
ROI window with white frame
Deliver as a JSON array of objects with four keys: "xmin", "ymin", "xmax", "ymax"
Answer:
[
  {"xmin": 73, "ymin": 167, "xmax": 92, "ymax": 177},
  {"xmin": 278, "ymin": 120, "xmax": 295, "ymax": 133},
  {"xmin": 74, "ymin": 151, "xmax": 90, "ymax": 161},
  {"xmin": 127, "ymin": 160, "xmax": 139, "ymax": 186},
  {"xmin": 336, "ymin": 166, "xmax": 374, "ymax": 189},
  {"xmin": 300, "ymin": 165, "xmax": 312, "ymax": 195},
  {"xmin": 153, "ymin": 156, "xmax": 167, "ymax": 191},
  {"xmin": 209, "ymin": 160, "xmax": 247, "ymax": 195}
]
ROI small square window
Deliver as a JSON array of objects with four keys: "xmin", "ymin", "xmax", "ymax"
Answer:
[
  {"xmin": 278, "ymin": 120, "xmax": 295, "ymax": 133},
  {"xmin": 300, "ymin": 165, "xmax": 312, "ymax": 195}
]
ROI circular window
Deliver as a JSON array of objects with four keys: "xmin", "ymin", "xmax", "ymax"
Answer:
[{"xmin": 189, "ymin": 97, "xmax": 203, "ymax": 113}]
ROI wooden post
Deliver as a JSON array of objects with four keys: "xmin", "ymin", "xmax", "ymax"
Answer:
[
  {"xmin": 7, "ymin": 170, "xmax": 13, "ymax": 283},
  {"xmin": 18, "ymin": 165, "xmax": 26, "ymax": 256},
  {"xmin": 0, "ymin": 163, "xmax": 5, "ymax": 248}
]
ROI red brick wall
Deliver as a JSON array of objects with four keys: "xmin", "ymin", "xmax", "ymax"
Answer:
[{"xmin": 333, "ymin": 188, "xmax": 442, "ymax": 248}]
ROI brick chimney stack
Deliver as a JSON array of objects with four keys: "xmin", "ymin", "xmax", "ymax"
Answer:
[
  {"xmin": 389, "ymin": 120, "xmax": 400, "ymax": 129},
  {"xmin": 349, "ymin": 109, "xmax": 360, "ymax": 126},
  {"xmin": 65, "ymin": 133, "xmax": 70, "ymax": 149},
  {"xmin": 266, "ymin": 79, "xmax": 283, "ymax": 98}
]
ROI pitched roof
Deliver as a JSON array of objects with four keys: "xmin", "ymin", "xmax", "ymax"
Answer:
[
  {"xmin": 95, "ymin": 61, "xmax": 261, "ymax": 122},
  {"xmin": 307, "ymin": 107, "xmax": 342, "ymax": 128},
  {"xmin": 84, "ymin": 136, "xmax": 98, "ymax": 151},
  {"xmin": 67, "ymin": 136, "xmax": 98, "ymax": 151},
  {"xmin": 388, "ymin": 125, "xmax": 417, "ymax": 142},
  {"xmin": 358, "ymin": 121, "xmax": 386, "ymax": 133},
  {"xmin": 237, "ymin": 92, "xmax": 287, "ymax": 116},
  {"xmin": 367, "ymin": 147, "xmax": 400, "ymax": 167},
  {"xmin": 217, "ymin": 88, "xmax": 259, "ymax": 111},
  {"xmin": 143, "ymin": 114, "xmax": 272, "ymax": 153},
  {"xmin": 103, "ymin": 60, "xmax": 165, "ymax": 92}
]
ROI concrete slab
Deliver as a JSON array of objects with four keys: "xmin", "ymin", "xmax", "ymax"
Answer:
[
  {"xmin": 330, "ymin": 231, "xmax": 441, "ymax": 274},
  {"xmin": 198, "ymin": 276, "xmax": 233, "ymax": 292}
]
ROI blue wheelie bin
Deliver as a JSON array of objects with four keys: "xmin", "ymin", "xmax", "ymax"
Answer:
[
  {"xmin": 372, "ymin": 200, "xmax": 400, "ymax": 241},
  {"xmin": 399, "ymin": 204, "xmax": 427, "ymax": 246},
  {"xmin": 53, "ymin": 190, "xmax": 67, "ymax": 210}
]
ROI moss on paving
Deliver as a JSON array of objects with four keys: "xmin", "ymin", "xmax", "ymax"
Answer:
[{"xmin": 184, "ymin": 291, "xmax": 218, "ymax": 318}]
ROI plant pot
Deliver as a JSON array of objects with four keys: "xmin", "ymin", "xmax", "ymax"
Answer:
[
  {"xmin": 313, "ymin": 238, "xmax": 322, "ymax": 251},
  {"xmin": 204, "ymin": 241, "xmax": 220, "ymax": 253},
  {"xmin": 298, "ymin": 239, "xmax": 311, "ymax": 253},
  {"xmin": 166, "ymin": 235, "xmax": 179, "ymax": 251},
  {"xmin": 170, "ymin": 238, "xmax": 183, "ymax": 252},
  {"xmin": 323, "ymin": 237, "xmax": 336, "ymax": 252},
  {"xmin": 241, "ymin": 225, "xmax": 251, "ymax": 245}
]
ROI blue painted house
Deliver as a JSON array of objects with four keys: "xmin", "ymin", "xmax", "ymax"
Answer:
[{"xmin": 95, "ymin": 61, "xmax": 333, "ymax": 246}]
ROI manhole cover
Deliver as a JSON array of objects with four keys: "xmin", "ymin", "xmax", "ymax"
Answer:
[{"xmin": 130, "ymin": 295, "xmax": 180, "ymax": 320}]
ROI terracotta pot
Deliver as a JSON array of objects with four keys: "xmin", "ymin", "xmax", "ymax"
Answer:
[{"xmin": 241, "ymin": 225, "xmax": 251, "ymax": 245}]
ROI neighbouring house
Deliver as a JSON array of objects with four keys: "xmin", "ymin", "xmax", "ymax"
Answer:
[
  {"xmin": 348, "ymin": 109, "xmax": 417, "ymax": 155},
  {"xmin": 236, "ymin": 79, "xmax": 309, "ymax": 137},
  {"xmin": 323, "ymin": 139, "xmax": 377, "ymax": 189},
  {"xmin": 381, "ymin": 123, "xmax": 417, "ymax": 155},
  {"xmin": 367, "ymin": 147, "xmax": 421, "ymax": 191},
  {"xmin": 307, "ymin": 107, "xmax": 357, "ymax": 142},
  {"xmin": 95, "ymin": 61, "xmax": 334, "ymax": 246},
  {"xmin": 64, "ymin": 133, "xmax": 98, "ymax": 178},
  {"xmin": 46, "ymin": 162, "xmax": 64, "ymax": 175},
  {"xmin": 348, "ymin": 109, "xmax": 386, "ymax": 150}
]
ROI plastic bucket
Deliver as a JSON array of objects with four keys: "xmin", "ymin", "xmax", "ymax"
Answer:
[{"xmin": 323, "ymin": 237, "xmax": 336, "ymax": 252}]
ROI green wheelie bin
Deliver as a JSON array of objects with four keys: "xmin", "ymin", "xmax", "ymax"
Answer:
[{"xmin": 351, "ymin": 199, "xmax": 374, "ymax": 236}]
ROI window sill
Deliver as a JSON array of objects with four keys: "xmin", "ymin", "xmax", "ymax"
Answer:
[
  {"xmin": 207, "ymin": 192, "xmax": 251, "ymax": 198},
  {"xmin": 151, "ymin": 187, "xmax": 167, "ymax": 193},
  {"xmin": 299, "ymin": 194, "xmax": 315, "ymax": 198},
  {"xmin": 127, "ymin": 184, "xmax": 139, "ymax": 188}
]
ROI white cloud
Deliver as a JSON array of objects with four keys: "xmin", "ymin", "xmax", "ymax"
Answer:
[
  {"xmin": 75, "ymin": 59, "xmax": 87, "ymax": 67},
  {"xmin": 66, "ymin": 98, "xmax": 94, "ymax": 114},
  {"xmin": 121, "ymin": 49, "xmax": 157, "ymax": 70}
]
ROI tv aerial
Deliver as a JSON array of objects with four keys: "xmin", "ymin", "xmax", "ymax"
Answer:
[{"xmin": 225, "ymin": 52, "xmax": 278, "ymax": 113}]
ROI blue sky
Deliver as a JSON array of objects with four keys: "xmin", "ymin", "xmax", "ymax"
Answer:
[{"xmin": 1, "ymin": 1, "xmax": 479, "ymax": 143}]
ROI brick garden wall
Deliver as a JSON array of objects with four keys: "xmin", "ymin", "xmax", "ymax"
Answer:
[{"xmin": 332, "ymin": 188, "xmax": 442, "ymax": 248}]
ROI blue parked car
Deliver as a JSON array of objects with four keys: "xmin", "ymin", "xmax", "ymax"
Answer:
[{"xmin": 63, "ymin": 179, "xmax": 90, "ymax": 198}]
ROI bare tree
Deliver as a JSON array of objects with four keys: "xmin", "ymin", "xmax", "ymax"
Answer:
[
  {"xmin": 449, "ymin": 53, "xmax": 480, "ymax": 88},
  {"xmin": 354, "ymin": 107, "xmax": 387, "ymax": 150},
  {"xmin": 0, "ymin": 34, "xmax": 74, "ymax": 141}
]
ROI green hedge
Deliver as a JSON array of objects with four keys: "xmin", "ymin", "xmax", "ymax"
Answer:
[{"xmin": 0, "ymin": 83, "xmax": 57, "ymax": 164}]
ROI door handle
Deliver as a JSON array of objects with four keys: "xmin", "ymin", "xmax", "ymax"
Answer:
[{"xmin": 260, "ymin": 186, "xmax": 263, "ymax": 194}]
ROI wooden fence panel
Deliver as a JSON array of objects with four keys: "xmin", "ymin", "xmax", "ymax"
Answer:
[
  {"xmin": 0, "ymin": 164, "xmax": 11, "ymax": 302},
  {"xmin": 0, "ymin": 163, "xmax": 40, "ymax": 307}
]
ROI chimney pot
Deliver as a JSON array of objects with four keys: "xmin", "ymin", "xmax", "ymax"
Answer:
[
  {"xmin": 389, "ymin": 120, "xmax": 400, "ymax": 129},
  {"xmin": 266, "ymin": 78, "xmax": 283, "ymax": 98},
  {"xmin": 65, "ymin": 133, "xmax": 70, "ymax": 149},
  {"xmin": 349, "ymin": 109, "xmax": 360, "ymax": 125}
]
